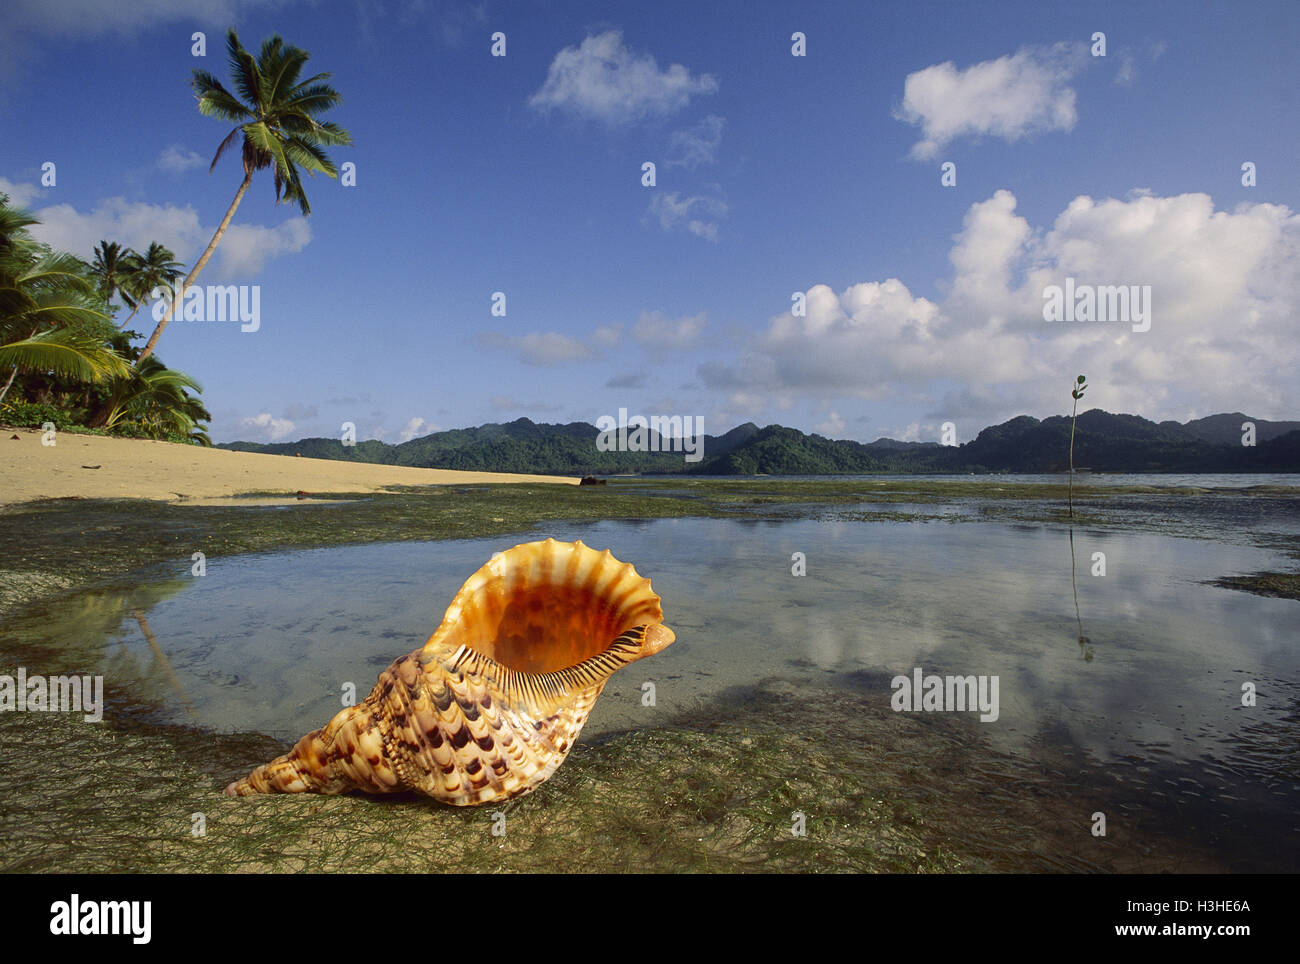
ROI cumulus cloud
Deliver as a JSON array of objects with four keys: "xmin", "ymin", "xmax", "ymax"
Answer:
[
  {"xmin": 895, "ymin": 43, "xmax": 1087, "ymax": 159},
  {"xmin": 216, "ymin": 219, "xmax": 312, "ymax": 276},
  {"xmin": 0, "ymin": 176, "xmax": 41, "ymax": 207},
  {"xmin": 156, "ymin": 145, "xmax": 206, "ymax": 175},
  {"xmin": 478, "ymin": 331, "xmax": 597, "ymax": 366},
  {"xmin": 11, "ymin": 186, "xmax": 311, "ymax": 277},
  {"xmin": 529, "ymin": 30, "xmax": 718, "ymax": 124},
  {"xmin": 632, "ymin": 310, "xmax": 706, "ymax": 353},
  {"xmin": 880, "ymin": 422, "xmax": 938, "ymax": 444},
  {"xmin": 647, "ymin": 191, "xmax": 727, "ymax": 241},
  {"xmin": 814, "ymin": 411, "xmax": 847, "ymax": 437},
  {"xmin": 239, "ymin": 412, "xmax": 295, "ymax": 442},
  {"xmin": 702, "ymin": 190, "xmax": 1300, "ymax": 424},
  {"xmin": 591, "ymin": 324, "xmax": 622, "ymax": 348},
  {"xmin": 398, "ymin": 416, "xmax": 439, "ymax": 442},
  {"xmin": 666, "ymin": 114, "xmax": 725, "ymax": 168},
  {"xmin": 23, "ymin": 195, "xmax": 203, "ymax": 263}
]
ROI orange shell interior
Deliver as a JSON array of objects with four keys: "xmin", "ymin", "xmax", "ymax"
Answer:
[{"xmin": 423, "ymin": 539, "xmax": 665, "ymax": 674}]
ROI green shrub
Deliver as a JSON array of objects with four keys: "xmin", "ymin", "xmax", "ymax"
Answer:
[{"xmin": 0, "ymin": 401, "xmax": 74, "ymax": 430}]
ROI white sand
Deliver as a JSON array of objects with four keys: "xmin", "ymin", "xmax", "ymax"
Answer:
[{"xmin": 0, "ymin": 427, "xmax": 576, "ymax": 505}]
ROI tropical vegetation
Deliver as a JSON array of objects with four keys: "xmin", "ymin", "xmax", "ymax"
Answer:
[
  {"xmin": 0, "ymin": 194, "xmax": 210, "ymax": 443},
  {"xmin": 2, "ymin": 25, "xmax": 349, "ymax": 444}
]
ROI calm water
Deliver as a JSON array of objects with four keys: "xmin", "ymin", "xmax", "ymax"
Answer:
[
  {"xmin": 652, "ymin": 473, "xmax": 1299, "ymax": 488},
  {"xmin": 12, "ymin": 515, "xmax": 1300, "ymax": 868}
]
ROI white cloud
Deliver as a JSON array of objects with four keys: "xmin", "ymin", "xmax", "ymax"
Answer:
[
  {"xmin": 217, "ymin": 219, "xmax": 312, "ymax": 276},
  {"xmin": 529, "ymin": 30, "xmax": 718, "ymax": 124},
  {"xmin": 647, "ymin": 191, "xmax": 727, "ymax": 241},
  {"xmin": 666, "ymin": 114, "xmax": 725, "ymax": 168},
  {"xmin": 1115, "ymin": 51, "xmax": 1137, "ymax": 86},
  {"xmin": 895, "ymin": 43, "xmax": 1086, "ymax": 159},
  {"xmin": 239, "ymin": 412, "xmax": 295, "ymax": 442},
  {"xmin": 25, "ymin": 196, "xmax": 204, "ymax": 264},
  {"xmin": 9, "ymin": 0, "xmax": 287, "ymax": 35},
  {"xmin": 880, "ymin": 422, "xmax": 936, "ymax": 444},
  {"xmin": 478, "ymin": 331, "xmax": 597, "ymax": 366},
  {"xmin": 702, "ymin": 190, "xmax": 1300, "ymax": 424},
  {"xmin": 156, "ymin": 145, "xmax": 206, "ymax": 175},
  {"xmin": 18, "ymin": 192, "xmax": 310, "ymax": 278},
  {"xmin": 398, "ymin": 416, "xmax": 439, "ymax": 442},
  {"xmin": 813, "ymin": 411, "xmax": 846, "ymax": 437},
  {"xmin": 0, "ymin": 176, "xmax": 41, "ymax": 207},
  {"xmin": 591, "ymin": 324, "xmax": 622, "ymax": 348},
  {"xmin": 632, "ymin": 310, "xmax": 706, "ymax": 353}
]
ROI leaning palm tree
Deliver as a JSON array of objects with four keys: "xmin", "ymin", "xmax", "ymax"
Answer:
[
  {"xmin": 136, "ymin": 28, "xmax": 351, "ymax": 363},
  {"xmin": 118, "ymin": 242, "xmax": 184, "ymax": 329},
  {"xmin": 0, "ymin": 204, "xmax": 130, "ymax": 406}
]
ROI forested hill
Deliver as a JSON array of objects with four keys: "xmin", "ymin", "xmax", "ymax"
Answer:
[{"xmin": 218, "ymin": 412, "xmax": 1300, "ymax": 475}]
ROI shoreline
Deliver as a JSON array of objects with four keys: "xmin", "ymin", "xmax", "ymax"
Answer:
[
  {"xmin": 3, "ymin": 476, "xmax": 1297, "ymax": 622},
  {"xmin": 0, "ymin": 426, "xmax": 577, "ymax": 506}
]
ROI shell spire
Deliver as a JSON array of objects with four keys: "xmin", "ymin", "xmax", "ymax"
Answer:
[{"xmin": 225, "ymin": 540, "xmax": 675, "ymax": 805}]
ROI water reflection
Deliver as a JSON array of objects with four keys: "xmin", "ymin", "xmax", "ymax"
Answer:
[
  {"xmin": 1068, "ymin": 526, "xmax": 1093, "ymax": 661},
  {"xmin": 7, "ymin": 516, "xmax": 1297, "ymax": 868},
  {"xmin": 129, "ymin": 609, "xmax": 198, "ymax": 722}
]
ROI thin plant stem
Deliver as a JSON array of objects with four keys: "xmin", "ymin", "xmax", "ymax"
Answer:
[{"xmin": 1068, "ymin": 393, "xmax": 1078, "ymax": 519}]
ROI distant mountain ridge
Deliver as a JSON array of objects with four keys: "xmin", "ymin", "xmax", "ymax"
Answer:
[{"xmin": 218, "ymin": 412, "xmax": 1300, "ymax": 475}]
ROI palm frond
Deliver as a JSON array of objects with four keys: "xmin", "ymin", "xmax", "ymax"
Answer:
[
  {"xmin": 0, "ymin": 328, "xmax": 130, "ymax": 382},
  {"xmin": 282, "ymin": 136, "xmax": 336, "ymax": 177},
  {"xmin": 226, "ymin": 29, "xmax": 263, "ymax": 111},
  {"xmin": 209, "ymin": 125, "xmax": 245, "ymax": 173},
  {"xmin": 265, "ymin": 46, "xmax": 310, "ymax": 107}
]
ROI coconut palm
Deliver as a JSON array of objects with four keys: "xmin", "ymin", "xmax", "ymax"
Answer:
[
  {"xmin": 91, "ymin": 240, "xmax": 135, "ymax": 308},
  {"xmin": 136, "ymin": 28, "xmax": 351, "ymax": 363},
  {"xmin": 119, "ymin": 242, "xmax": 184, "ymax": 329},
  {"xmin": 0, "ymin": 201, "xmax": 129, "ymax": 406},
  {"xmin": 101, "ymin": 354, "xmax": 212, "ymax": 444}
]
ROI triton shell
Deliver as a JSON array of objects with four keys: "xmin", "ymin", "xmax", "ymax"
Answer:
[{"xmin": 224, "ymin": 539, "xmax": 675, "ymax": 806}]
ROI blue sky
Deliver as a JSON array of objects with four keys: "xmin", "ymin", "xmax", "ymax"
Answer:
[{"xmin": 2, "ymin": 0, "xmax": 1296, "ymax": 444}]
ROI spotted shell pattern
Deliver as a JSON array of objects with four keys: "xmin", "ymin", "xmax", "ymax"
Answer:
[{"xmin": 224, "ymin": 539, "xmax": 675, "ymax": 806}]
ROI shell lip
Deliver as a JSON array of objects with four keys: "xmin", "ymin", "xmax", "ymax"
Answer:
[{"xmin": 421, "ymin": 538, "xmax": 669, "ymax": 675}]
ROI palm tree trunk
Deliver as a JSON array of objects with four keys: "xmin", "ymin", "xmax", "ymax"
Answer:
[
  {"xmin": 136, "ymin": 171, "xmax": 253, "ymax": 364},
  {"xmin": 0, "ymin": 365, "xmax": 17, "ymax": 407}
]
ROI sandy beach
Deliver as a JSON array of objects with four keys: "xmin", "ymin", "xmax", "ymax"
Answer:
[{"xmin": 0, "ymin": 427, "xmax": 576, "ymax": 505}]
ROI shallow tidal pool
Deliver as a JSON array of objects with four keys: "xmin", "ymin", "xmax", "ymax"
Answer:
[{"xmin": 4, "ymin": 515, "xmax": 1298, "ymax": 872}]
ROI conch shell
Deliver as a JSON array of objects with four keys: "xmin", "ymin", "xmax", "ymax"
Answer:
[{"xmin": 224, "ymin": 539, "xmax": 675, "ymax": 805}]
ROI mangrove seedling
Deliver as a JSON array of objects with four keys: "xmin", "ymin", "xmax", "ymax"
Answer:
[{"xmin": 1068, "ymin": 374, "xmax": 1087, "ymax": 518}]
